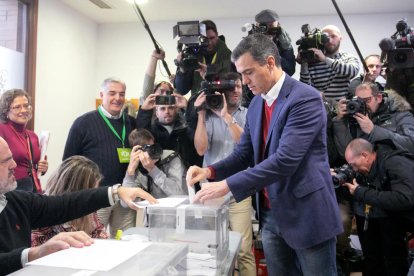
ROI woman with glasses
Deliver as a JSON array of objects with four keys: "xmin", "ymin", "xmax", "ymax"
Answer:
[
  {"xmin": 0, "ymin": 89, "xmax": 48, "ymax": 193},
  {"xmin": 31, "ymin": 156, "xmax": 109, "ymax": 246}
]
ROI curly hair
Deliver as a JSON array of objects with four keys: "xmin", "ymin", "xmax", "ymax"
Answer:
[{"xmin": 0, "ymin": 89, "xmax": 31, "ymax": 123}]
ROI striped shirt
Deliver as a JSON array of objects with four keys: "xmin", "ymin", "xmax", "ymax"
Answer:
[{"xmin": 300, "ymin": 52, "xmax": 360, "ymax": 101}]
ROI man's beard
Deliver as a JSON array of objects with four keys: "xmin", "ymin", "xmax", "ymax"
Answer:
[
  {"xmin": 325, "ymin": 44, "xmax": 340, "ymax": 56},
  {"xmin": 0, "ymin": 180, "xmax": 17, "ymax": 194}
]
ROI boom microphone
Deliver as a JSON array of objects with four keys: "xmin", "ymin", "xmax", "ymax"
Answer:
[
  {"xmin": 379, "ymin": 38, "xmax": 395, "ymax": 63},
  {"xmin": 241, "ymin": 23, "xmax": 253, "ymax": 32}
]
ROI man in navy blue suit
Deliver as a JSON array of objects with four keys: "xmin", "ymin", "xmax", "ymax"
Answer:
[{"xmin": 187, "ymin": 33, "xmax": 343, "ymax": 275}]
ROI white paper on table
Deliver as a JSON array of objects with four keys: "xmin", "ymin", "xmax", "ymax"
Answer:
[
  {"xmin": 28, "ymin": 239, "xmax": 151, "ymax": 271},
  {"xmin": 37, "ymin": 130, "xmax": 50, "ymax": 177},
  {"xmin": 131, "ymin": 197, "xmax": 187, "ymax": 209}
]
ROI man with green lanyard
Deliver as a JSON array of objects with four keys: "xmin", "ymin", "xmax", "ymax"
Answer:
[{"xmin": 63, "ymin": 77, "xmax": 136, "ymax": 237}]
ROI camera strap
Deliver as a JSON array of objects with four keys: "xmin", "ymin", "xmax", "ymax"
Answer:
[
  {"xmin": 98, "ymin": 106, "xmax": 126, "ymax": 148},
  {"xmin": 157, "ymin": 151, "xmax": 179, "ymax": 166}
]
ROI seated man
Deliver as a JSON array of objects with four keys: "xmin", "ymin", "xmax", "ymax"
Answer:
[
  {"xmin": 0, "ymin": 137, "xmax": 157, "ymax": 275},
  {"xmin": 123, "ymin": 128, "xmax": 188, "ymax": 198}
]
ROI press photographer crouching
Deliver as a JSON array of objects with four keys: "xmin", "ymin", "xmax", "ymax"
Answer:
[
  {"xmin": 342, "ymin": 138, "xmax": 414, "ymax": 276},
  {"xmin": 333, "ymin": 82, "xmax": 414, "ymax": 157}
]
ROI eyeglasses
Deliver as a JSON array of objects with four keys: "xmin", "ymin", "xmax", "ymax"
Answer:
[
  {"xmin": 9, "ymin": 103, "xmax": 32, "ymax": 113},
  {"xmin": 358, "ymin": 96, "xmax": 373, "ymax": 104}
]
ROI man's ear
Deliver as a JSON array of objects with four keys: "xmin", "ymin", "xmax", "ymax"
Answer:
[
  {"xmin": 267, "ymin": 55, "xmax": 276, "ymax": 69},
  {"xmin": 99, "ymin": 91, "xmax": 104, "ymax": 99}
]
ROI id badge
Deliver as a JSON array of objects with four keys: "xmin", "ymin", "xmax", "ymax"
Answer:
[{"xmin": 117, "ymin": 148, "xmax": 131, "ymax": 163}]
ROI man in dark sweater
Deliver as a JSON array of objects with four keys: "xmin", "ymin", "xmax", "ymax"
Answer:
[
  {"xmin": 0, "ymin": 137, "xmax": 157, "ymax": 275},
  {"xmin": 63, "ymin": 77, "xmax": 136, "ymax": 237}
]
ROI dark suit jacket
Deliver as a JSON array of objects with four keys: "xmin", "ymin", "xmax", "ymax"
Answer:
[{"xmin": 211, "ymin": 75, "xmax": 343, "ymax": 249}]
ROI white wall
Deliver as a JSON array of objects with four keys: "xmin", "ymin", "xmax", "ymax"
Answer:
[
  {"xmin": 36, "ymin": 0, "xmax": 98, "ymax": 183},
  {"xmin": 35, "ymin": 1, "xmax": 413, "ymax": 183}
]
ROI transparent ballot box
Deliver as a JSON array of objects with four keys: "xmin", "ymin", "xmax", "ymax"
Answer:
[{"xmin": 147, "ymin": 196, "xmax": 230, "ymax": 267}]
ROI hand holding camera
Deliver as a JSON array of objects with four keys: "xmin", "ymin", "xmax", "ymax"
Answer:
[
  {"xmin": 335, "ymin": 98, "xmax": 348, "ymax": 119},
  {"xmin": 127, "ymin": 145, "xmax": 142, "ymax": 175},
  {"xmin": 353, "ymin": 113, "xmax": 374, "ymax": 134},
  {"xmin": 141, "ymin": 94, "xmax": 157, "ymax": 110}
]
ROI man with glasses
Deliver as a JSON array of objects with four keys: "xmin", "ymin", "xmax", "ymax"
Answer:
[{"xmin": 333, "ymin": 82, "xmax": 414, "ymax": 156}]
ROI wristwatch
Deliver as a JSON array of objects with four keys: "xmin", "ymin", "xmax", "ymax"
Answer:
[{"xmin": 111, "ymin": 184, "xmax": 121, "ymax": 202}]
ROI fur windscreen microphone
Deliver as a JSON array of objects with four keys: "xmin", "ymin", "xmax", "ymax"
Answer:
[{"xmin": 379, "ymin": 38, "xmax": 395, "ymax": 62}]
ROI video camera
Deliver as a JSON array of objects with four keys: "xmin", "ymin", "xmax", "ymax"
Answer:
[
  {"xmin": 382, "ymin": 19, "xmax": 414, "ymax": 69},
  {"xmin": 199, "ymin": 80, "xmax": 235, "ymax": 110},
  {"xmin": 346, "ymin": 96, "xmax": 367, "ymax": 116},
  {"xmin": 241, "ymin": 23, "xmax": 282, "ymax": 37},
  {"xmin": 332, "ymin": 164, "xmax": 356, "ymax": 189},
  {"xmin": 173, "ymin": 21, "xmax": 208, "ymax": 72},
  {"xmin": 141, "ymin": 143, "xmax": 163, "ymax": 160},
  {"xmin": 296, "ymin": 24, "xmax": 329, "ymax": 64}
]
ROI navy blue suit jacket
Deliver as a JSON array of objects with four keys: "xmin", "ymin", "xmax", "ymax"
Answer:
[{"xmin": 211, "ymin": 75, "xmax": 343, "ymax": 249}]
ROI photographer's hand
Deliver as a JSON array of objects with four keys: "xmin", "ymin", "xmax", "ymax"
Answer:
[
  {"xmin": 172, "ymin": 93, "xmax": 188, "ymax": 109},
  {"xmin": 212, "ymin": 93, "xmax": 228, "ymax": 119},
  {"xmin": 310, "ymin": 48, "xmax": 326, "ymax": 63},
  {"xmin": 354, "ymin": 112, "xmax": 374, "ymax": 134},
  {"xmin": 194, "ymin": 92, "xmax": 206, "ymax": 110},
  {"xmin": 138, "ymin": 151, "xmax": 157, "ymax": 172},
  {"xmin": 343, "ymin": 179, "xmax": 360, "ymax": 195},
  {"xmin": 127, "ymin": 145, "xmax": 141, "ymax": 175},
  {"xmin": 196, "ymin": 62, "xmax": 207, "ymax": 80},
  {"xmin": 335, "ymin": 98, "xmax": 348, "ymax": 119},
  {"xmin": 141, "ymin": 94, "xmax": 156, "ymax": 110}
]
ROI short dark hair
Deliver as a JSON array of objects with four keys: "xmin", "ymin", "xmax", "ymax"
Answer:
[
  {"xmin": 231, "ymin": 33, "xmax": 281, "ymax": 67},
  {"xmin": 222, "ymin": 72, "xmax": 242, "ymax": 82},
  {"xmin": 153, "ymin": 81, "xmax": 174, "ymax": 93},
  {"xmin": 128, "ymin": 128, "xmax": 154, "ymax": 147},
  {"xmin": 201, "ymin": 20, "xmax": 217, "ymax": 34},
  {"xmin": 356, "ymin": 82, "xmax": 381, "ymax": 96}
]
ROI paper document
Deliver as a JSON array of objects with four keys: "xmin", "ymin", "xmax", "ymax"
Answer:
[
  {"xmin": 28, "ymin": 239, "xmax": 150, "ymax": 271},
  {"xmin": 38, "ymin": 130, "xmax": 50, "ymax": 177},
  {"xmin": 132, "ymin": 197, "xmax": 187, "ymax": 208}
]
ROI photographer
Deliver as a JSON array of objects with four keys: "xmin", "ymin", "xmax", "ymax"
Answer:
[
  {"xmin": 193, "ymin": 72, "xmax": 255, "ymax": 275},
  {"xmin": 174, "ymin": 20, "xmax": 233, "ymax": 96},
  {"xmin": 123, "ymin": 129, "xmax": 188, "ymax": 199},
  {"xmin": 255, "ymin": 9, "xmax": 296, "ymax": 76},
  {"xmin": 348, "ymin": 54, "xmax": 384, "ymax": 96},
  {"xmin": 333, "ymin": 82, "xmax": 414, "ymax": 156},
  {"xmin": 298, "ymin": 25, "xmax": 359, "ymax": 101},
  {"xmin": 343, "ymin": 138, "xmax": 414, "ymax": 276},
  {"xmin": 136, "ymin": 93, "xmax": 202, "ymax": 167}
]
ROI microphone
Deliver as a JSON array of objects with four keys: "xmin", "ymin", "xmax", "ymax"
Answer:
[
  {"xmin": 378, "ymin": 38, "xmax": 395, "ymax": 62},
  {"xmin": 241, "ymin": 23, "xmax": 253, "ymax": 32}
]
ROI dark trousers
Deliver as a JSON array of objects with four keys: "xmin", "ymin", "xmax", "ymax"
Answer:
[{"xmin": 356, "ymin": 215, "xmax": 409, "ymax": 276}]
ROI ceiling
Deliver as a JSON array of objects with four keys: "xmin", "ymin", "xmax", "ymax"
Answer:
[{"xmin": 59, "ymin": 0, "xmax": 414, "ymax": 23}]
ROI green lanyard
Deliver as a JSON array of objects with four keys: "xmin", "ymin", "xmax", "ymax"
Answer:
[{"xmin": 98, "ymin": 106, "xmax": 126, "ymax": 148}]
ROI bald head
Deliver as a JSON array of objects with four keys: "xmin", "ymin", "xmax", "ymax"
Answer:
[
  {"xmin": 346, "ymin": 138, "xmax": 374, "ymax": 156},
  {"xmin": 322, "ymin": 25, "xmax": 341, "ymax": 36},
  {"xmin": 0, "ymin": 137, "xmax": 17, "ymax": 194}
]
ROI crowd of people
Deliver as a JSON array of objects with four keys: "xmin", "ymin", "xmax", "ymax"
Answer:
[{"xmin": 1, "ymin": 7, "xmax": 414, "ymax": 276}]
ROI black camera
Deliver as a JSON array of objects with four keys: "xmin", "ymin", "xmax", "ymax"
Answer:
[
  {"xmin": 346, "ymin": 96, "xmax": 367, "ymax": 116},
  {"xmin": 155, "ymin": 95, "xmax": 176, "ymax": 105},
  {"xmin": 141, "ymin": 143, "xmax": 163, "ymax": 160},
  {"xmin": 242, "ymin": 23, "xmax": 282, "ymax": 37},
  {"xmin": 387, "ymin": 19, "xmax": 414, "ymax": 69},
  {"xmin": 200, "ymin": 80, "xmax": 235, "ymax": 110},
  {"xmin": 173, "ymin": 21, "xmax": 208, "ymax": 71},
  {"xmin": 296, "ymin": 24, "xmax": 329, "ymax": 64},
  {"xmin": 332, "ymin": 164, "xmax": 356, "ymax": 189}
]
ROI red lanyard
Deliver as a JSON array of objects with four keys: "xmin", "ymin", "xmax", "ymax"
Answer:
[{"xmin": 8, "ymin": 124, "xmax": 42, "ymax": 193}]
